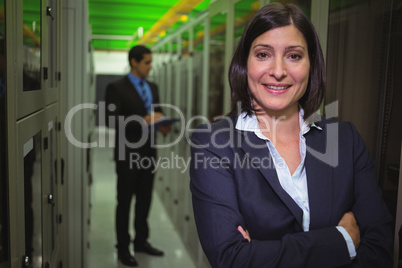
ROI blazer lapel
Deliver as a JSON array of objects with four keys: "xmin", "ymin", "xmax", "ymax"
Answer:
[
  {"xmin": 305, "ymin": 125, "xmax": 334, "ymax": 230},
  {"xmin": 238, "ymin": 129, "xmax": 304, "ymax": 228}
]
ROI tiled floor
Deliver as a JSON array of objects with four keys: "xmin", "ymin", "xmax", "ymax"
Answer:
[{"xmin": 87, "ymin": 128, "xmax": 196, "ymax": 268}]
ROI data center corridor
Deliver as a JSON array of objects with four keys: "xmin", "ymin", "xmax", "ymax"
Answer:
[{"xmin": 87, "ymin": 127, "xmax": 197, "ymax": 268}]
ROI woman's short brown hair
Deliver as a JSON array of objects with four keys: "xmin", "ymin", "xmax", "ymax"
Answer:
[{"xmin": 229, "ymin": 2, "xmax": 325, "ymax": 119}]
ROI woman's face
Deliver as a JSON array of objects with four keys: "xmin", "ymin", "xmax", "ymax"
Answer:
[{"xmin": 247, "ymin": 25, "xmax": 310, "ymax": 116}]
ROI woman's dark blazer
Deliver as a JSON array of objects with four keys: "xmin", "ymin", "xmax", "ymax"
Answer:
[
  {"xmin": 105, "ymin": 75, "xmax": 162, "ymax": 162},
  {"xmin": 190, "ymin": 113, "xmax": 393, "ymax": 268}
]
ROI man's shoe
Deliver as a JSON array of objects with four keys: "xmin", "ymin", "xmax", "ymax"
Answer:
[
  {"xmin": 118, "ymin": 250, "xmax": 138, "ymax": 266},
  {"xmin": 134, "ymin": 241, "xmax": 164, "ymax": 256}
]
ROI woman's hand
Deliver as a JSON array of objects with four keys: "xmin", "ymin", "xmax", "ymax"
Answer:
[
  {"xmin": 338, "ymin": 212, "xmax": 360, "ymax": 249},
  {"xmin": 238, "ymin": 226, "xmax": 251, "ymax": 242}
]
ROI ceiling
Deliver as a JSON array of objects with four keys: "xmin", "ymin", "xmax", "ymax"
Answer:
[
  {"xmin": 22, "ymin": 0, "xmax": 324, "ymax": 52},
  {"xmin": 88, "ymin": 0, "xmax": 212, "ymax": 51},
  {"xmin": 87, "ymin": 0, "xmax": 318, "ymax": 52},
  {"xmin": 20, "ymin": 0, "xmax": 363, "ymax": 53}
]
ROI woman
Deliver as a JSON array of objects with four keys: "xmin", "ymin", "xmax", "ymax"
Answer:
[{"xmin": 189, "ymin": 2, "xmax": 393, "ymax": 268}]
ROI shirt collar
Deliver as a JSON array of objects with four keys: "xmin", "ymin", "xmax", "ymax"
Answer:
[
  {"xmin": 235, "ymin": 108, "xmax": 322, "ymax": 138},
  {"xmin": 127, "ymin": 72, "xmax": 142, "ymax": 87}
]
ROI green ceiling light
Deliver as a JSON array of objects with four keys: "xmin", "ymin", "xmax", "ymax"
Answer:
[{"xmin": 138, "ymin": 0, "xmax": 206, "ymax": 45}]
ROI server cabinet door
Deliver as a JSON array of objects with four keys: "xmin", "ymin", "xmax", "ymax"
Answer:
[
  {"xmin": 17, "ymin": 111, "xmax": 44, "ymax": 268},
  {"xmin": 190, "ymin": 25, "xmax": 205, "ymax": 125},
  {"xmin": 0, "ymin": 88, "xmax": 7, "ymax": 262},
  {"xmin": 43, "ymin": 103, "xmax": 60, "ymax": 267},
  {"xmin": 0, "ymin": 0, "xmax": 8, "ymax": 266},
  {"xmin": 172, "ymin": 53, "xmax": 188, "ymax": 233},
  {"xmin": 207, "ymin": 9, "xmax": 226, "ymax": 120}
]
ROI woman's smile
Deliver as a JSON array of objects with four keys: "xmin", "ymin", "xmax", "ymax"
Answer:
[{"xmin": 263, "ymin": 83, "xmax": 292, "ymax": 95}]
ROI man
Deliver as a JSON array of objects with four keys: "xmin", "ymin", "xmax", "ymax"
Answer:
[{"xmin": 105, "ymin": 45, "xmax": 171, "ymax": 267}]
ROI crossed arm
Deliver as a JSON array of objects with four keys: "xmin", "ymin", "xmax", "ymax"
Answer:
[{"xmin": 238, "ymin": 211, "xmax": 360, "ymax": 252}]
